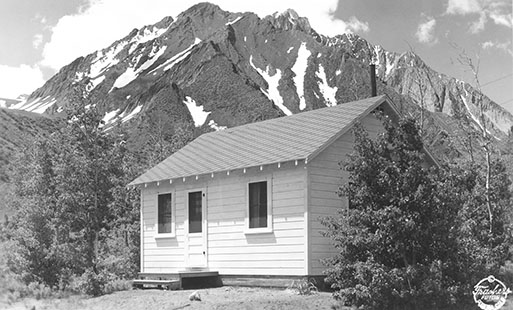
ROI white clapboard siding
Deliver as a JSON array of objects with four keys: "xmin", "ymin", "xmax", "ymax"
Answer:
[
  {"xmin": 140, "ymin": 163, "xmax": 307, "ymax": 275},
  {"xmin": 141, "ymin": 183, "xmax": 185, "ymax": 273},
  {"xmin": 307, "ymin": 113, "xmax": 385, "ymax": 275},
  {"xmin": 207, "ymin": 166, "xmax": 306, "ymax": 275}
]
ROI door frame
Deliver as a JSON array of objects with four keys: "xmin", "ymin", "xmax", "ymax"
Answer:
[{"xmin": 184, "ymin": 187, "xmax": 208, "ymax": 268}]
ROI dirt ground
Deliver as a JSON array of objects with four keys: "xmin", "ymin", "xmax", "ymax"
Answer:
[
  {"xmin": 4, "ymin": 287, "xmax": 513, "ymax": 310},
  {"xmin": 1, "ymin": 287, "xmax": 342, "ymax": 310}
]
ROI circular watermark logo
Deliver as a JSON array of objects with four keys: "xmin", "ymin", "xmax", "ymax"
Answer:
[{"xmin": 473, "ymin": 275, "xmax": 512, "ymax": 310}]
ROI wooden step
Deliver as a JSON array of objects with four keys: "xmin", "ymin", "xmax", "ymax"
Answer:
[
  {"xmin": 136, "ymin": 271, "xmax": 219, "ymax": 289},
  {"xmin": 132, "ymin": 279, "xmax": 180, "ymax": 290}
]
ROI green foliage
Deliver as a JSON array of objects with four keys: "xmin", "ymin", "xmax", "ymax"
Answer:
[
  {"xmin": 287, "ymin": 279, "xmax": 319, "ymax": 295},
  {"xmin": 5, "ymin": 86, "xmax": 141, "ymax": 296},
  {"xmin": 69, "ymin": 267, "xmax": 107, "ymax": 296},
  {"xmin": 322, "ymin": 116, "xmax": 512, "ymax": 310},
  {"xmin": 4, "ymin": 85, "xmax": 200, "ymax": 298}
]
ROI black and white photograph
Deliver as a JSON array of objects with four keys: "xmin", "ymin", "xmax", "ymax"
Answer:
[{"xmin": 0, "ymin": 0, "xmax": 512, "ymax": 309}]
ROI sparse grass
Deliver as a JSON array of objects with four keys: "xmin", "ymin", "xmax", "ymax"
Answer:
[
  {"xmin": 1, "ymin": 286, "xmax": 338, "ymax": 310},
  {"xmin": 103, "ymin": 279, "xmax": 133, "ymax": 295}
]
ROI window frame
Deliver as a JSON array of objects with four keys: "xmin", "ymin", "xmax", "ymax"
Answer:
[
  {"xmin": 187, "ymin": 190, "xmax": 204, "ymax": 234},
  {"xmin": 154, "ymin": 190, "xmax": 176, "ymax": 239},
  {"xmin": 245, "ymin": 177, "xmax": 273, "ymax": 234}
]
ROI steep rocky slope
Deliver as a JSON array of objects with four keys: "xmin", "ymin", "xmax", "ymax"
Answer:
[{"xmin": 11, "ymin": 3, "xmax": 512, "ymax": 142}]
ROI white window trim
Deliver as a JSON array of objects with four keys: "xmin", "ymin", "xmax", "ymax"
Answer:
[
  {"xmin": 154, "ymin": 190, "xmax": 176, "ymax": 239},
  {"xmin": 244, "ymin": 177, "xmax": 273, "ymax": 234}
]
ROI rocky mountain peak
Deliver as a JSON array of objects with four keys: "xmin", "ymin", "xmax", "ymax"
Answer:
[
  {"xmin": 179, "ymin": 2, "xmax": 226, "ymax": 19},
  {"xmin": 265, "ymin": 8, "xmax": 312, "ymax": 33},
  {"xmin": 9, "ymin": 2, "xmax": 513, "ymax": 152}
]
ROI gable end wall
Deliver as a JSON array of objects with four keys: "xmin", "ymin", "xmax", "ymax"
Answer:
[{"xmin": 307, "ymin": 112, "xmax": 385, "ymax": 275}]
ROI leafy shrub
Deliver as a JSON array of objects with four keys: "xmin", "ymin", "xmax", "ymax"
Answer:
[
  {"xmin": 499, "ymin": 260, "xmax": 513, "ymax": 288},
  {"xmin": 26, "ymin": 282, "xmax": 54, "ymax": 300},
  {"xmin": 69, "ymin": 268, "xmax": 107, "ymax": 296},
  {"xmin": 287, "ymin": 278, "xmax": 318, "ymax": 295},
  {"xmin": 322, "ymin": 118, "xmax": 511, "ymax": 310}
]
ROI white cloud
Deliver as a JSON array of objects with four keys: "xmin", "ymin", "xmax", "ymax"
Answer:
[
  {"xmin": 39, "ymin": 0, "xmax": 365, "ymax": 71},
  {"xmin": 346, "ymin": 16, "xmax": 370, "ymax": 33},
  {"xmin": 481, "ymin": 40, "xmax": 513, "ymax": 56},
  {"xmin": 34, "ymin": 13, "xmax": 48, "ymax": 25},
  {"xmin": 32, "ymin": 34, "xmax": 44, "ymax": 49},
  {"xmin": 446, "ymin": 0, "xmax": 481, "ymax": 14},
  {"xmin": 445, "ymin": 0, "xmax": 512, "ymax": 31},
  {"xmin": 489, "ymin": 11, "xmax": 513, "ymax": 28},
  {"xmin": 0, "ymin": 65, "xmax": 45, "ymax": 98},
  {"xmin": 481, "ymin": 41, "xmax": 494, "ymax": 49},
  {"xmin": 415, "ymin": 17, "xmax": 438, "ymax": 45},
  {"xmin": 470, "ymin": 11, "xmax": 487, "ymax": 33}
]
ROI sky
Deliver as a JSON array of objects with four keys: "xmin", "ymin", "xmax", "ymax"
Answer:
[{"xmin": 0, "ymin": 0, "xmax": 511, "ymax": 112}]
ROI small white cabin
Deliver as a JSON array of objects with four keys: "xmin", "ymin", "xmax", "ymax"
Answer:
[{"xmin": 129, "ymin": 95, "xmax": 406, "ymax": 285}]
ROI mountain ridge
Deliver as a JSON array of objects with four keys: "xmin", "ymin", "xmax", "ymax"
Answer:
[{"xmin": 8, "ymin": 3, "xmax": 513, "ymax": 149}]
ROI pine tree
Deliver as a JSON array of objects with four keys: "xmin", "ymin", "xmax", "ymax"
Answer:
[{"xmin": 7, "ymin": 86, "xmax": 138, "ymax": 294}]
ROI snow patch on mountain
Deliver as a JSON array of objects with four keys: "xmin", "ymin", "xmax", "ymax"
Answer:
[
  {"xmin": 75, "ymin": 72, "xmax": 86, "ymax": 82},
  {"xmin": 111, "ymin": 46, "xmax": 167, "ymax": 91},
  {"xmin": 111, "ymin": 54, "xmax": 143, "ymax": 90},
  {"xmin": 121, "ymin": 105, "xmax": 142, "ymax": 123},
  {"xmin": 316, "ymin": 64, "xmax": 338, "ymax": 107},
  {"xmin": 14, "ymin": 96, "xmax": 56, "ymax": 114},
  {"xmin": 21, "ymin": 97, "xmax": 43, "ymax": 111},
  {"xmin": 249, "ymin": 55, "xmax": 291, "ymax": 116},
  {"xmin": 140, "ymin": 45, "xmax": 167, "ymax": 72},
  {"xmin": 226, "ymin": 16, "xmax": 242, "ymax": 25},
  {"xmin": 385, "ymin": 53, "xmax": 396, "ymax": 77},
  {"xmin": 88, "ymin": 75, "xmax": 105, "ymax": 91},
  {"xmin": 184, "ymin": 96, "xmax": 210, "ymax": 126},
  {"xmin": 90, "ymin": 41, "xmax": 126, "ymax": 77},
  {"xmin": 32, "ymin": 98, "xmax": 56, "ymax": 114},
  {"xmin": 128, "ymin": 24, "xmax": 171, "ymax": 54},
  {"xmin": 291, "ymin": 42, "xmax": 310, "ymax": 110},
  {"xmin": 151, "ymin": 39, "xmax": 201, "ymax": 73},
  {"xmin": 208, "ymin": 120, "xmax": 227, "ymax": 131},
  {"xmin": 20, "ymin": 96, "xmax": 46, "ymax": 112},
  {"xmin": 101, "ymin": 109, "xmax": 120, "ymax": 126},
  {"xmin": 10, "ymin": 99, "xmax": 29, "ymax": 110},
  {"xmin": 460, "ymin": 93, "xmax": 486, "ymax": 133},
  {"xmin": 111, "ymin": 69, "xmax": 137, "ymax": 91}
]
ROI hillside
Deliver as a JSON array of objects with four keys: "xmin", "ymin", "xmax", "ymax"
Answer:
[{"xmin": 0, "ymin": 108, "xmax": 58, "ymax": 219}]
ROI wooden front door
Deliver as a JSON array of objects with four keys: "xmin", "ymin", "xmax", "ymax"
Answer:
[{"xmin": 186, "ymin": 189, "xmax": 207, "ymax": 267}]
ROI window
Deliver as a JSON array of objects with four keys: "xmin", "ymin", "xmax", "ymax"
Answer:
[
  {"xmin": 248, "ymin": 181, "xmax": 268, "ymax": 228},
  {"xmin": 157, "ymin": 193, "xmax": 172, "ymax": 234},
  {"xmin": 188, "ymin": 191, "xmax": 202, "ymax": 233}
]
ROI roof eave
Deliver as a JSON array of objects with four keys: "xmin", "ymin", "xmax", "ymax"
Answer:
[{"xmin": 127, "ymin": 158, "xmax": 309, "ymax": 187}]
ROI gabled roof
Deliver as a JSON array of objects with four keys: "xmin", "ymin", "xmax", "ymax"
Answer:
[{"xmin": 129, "ymin": 95, "xmax": 392, "ymax": 186}]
